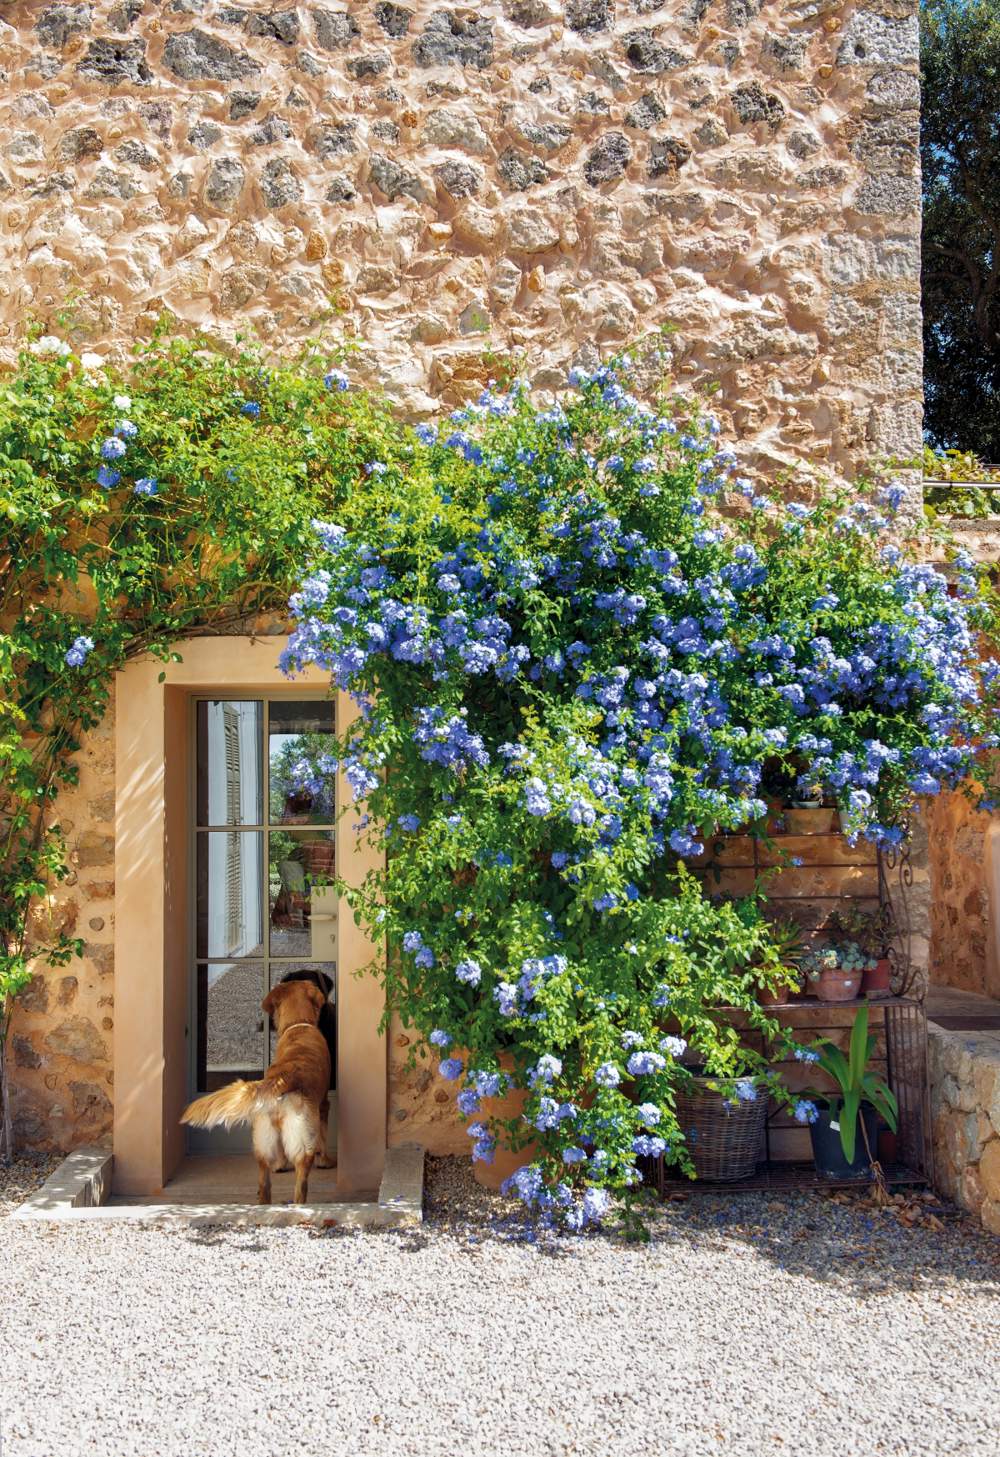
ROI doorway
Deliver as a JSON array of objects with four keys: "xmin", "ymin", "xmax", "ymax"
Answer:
[{"xmin": 188, "ymin": 695, "xmax": 338, "ymax": 1154}]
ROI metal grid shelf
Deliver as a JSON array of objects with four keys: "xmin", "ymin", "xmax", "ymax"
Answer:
[
  {"xmin": 645, "ymin": 996, "xmax": 932, "ymax": 1199},
  {"xmin": 646, "ymin": 1161, "xmax": 928, "ymax": 1197}
]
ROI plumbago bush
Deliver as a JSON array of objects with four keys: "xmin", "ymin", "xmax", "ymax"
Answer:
[
  {"xmin": 284, "ymin": 357, "xmax": 1000, "ymax": 1231},
  {"xmin": 0, "ymin": 327, "xmax": 395, "ymax": 1158}
]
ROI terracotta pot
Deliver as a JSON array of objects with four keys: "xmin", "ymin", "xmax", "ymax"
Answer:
[
  {"xmin": 473, "ymin": 1055, "xmax": 538, "ymax": 1192},
  {"xmin": 862, "ymin": 957, "xmax": 892, "ymax": 999},
  {"xmin": 759, "ymin": 983, "xmax": 799, "ymax": 1008},
  {"xmin": 812, "ymin": 966, "xmax": 863, "ymax": 1003},
  {"xmin": 784, "ymin": 806, "xmax": 840, "ymax": 835}
]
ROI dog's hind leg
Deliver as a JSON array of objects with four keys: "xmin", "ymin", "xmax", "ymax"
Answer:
[
  {"xmin": 293, "ymin": 1152, "xmax": 315, "ymax": 1204},
  {"xmin": 256, "ymin": 1158, "xmax": 272, "ymax": 1205},
  {"xmin": 315, "ymin": 1095, "xmax": 335, "ymax": 1168},
  {"xmin": 252, "ymin": 1113, "xmax": 281, "ymax": 1203}
]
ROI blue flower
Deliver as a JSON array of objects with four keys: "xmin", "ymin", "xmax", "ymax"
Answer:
[
  {"xmin": 455, "ymin": 958, "xmax": 482, "ymax": 986},
  {"xmin": 239, "ymin": 401, "xmax": 260, "ymax": 419},
  {"xmin": 133, "ymin": 477, "xmax": 158, "ymax": 496},
  {"xmin": 457, "ymin": 1089, "xmax": 481, "ymax": 1115},
  {"xmin": 438, "ymin": 1057, "xmax": 463, "ymax": 1081},
  {"xmin": 65, "ymin": 635, "xmax": 94, "ymax": 668},
  {"xmin": 429, "ymin": 1028, "xmax": 451, "ymax": 1047},
  {"xmin": 793, "ymin": 1046, "xmax": 819, "ymax": 1064},
  {"xmin": 627, "ymin": 1050, "xmax": 666, "ymax": 1077},
  {"xmin": 397, "ymin": 814, "xmax": 421, "ymax": 832},
  {"xmin": 324, "ymin": 369, "xmax": 350, "ymax": 391},
  {"xmin": 637, "ymin": 1102, "xmax": 661, "ymax": 1126},
  {"xmin": 562, "ymin": 1147, "xmax": 587, "ymax": 1164},
  {"xmin": 733, "ymin": 1078, "xmax": 757, "ymax": 1102},
  {"xmin": 794, "ymin": 1099, "xmax": 819, "ymax": 1125},
  {"xmin": 96, "ymin": 466, "xmax": 120, "ymax": 489},
  {"xmin": 415, "ymin": 422, "xmax": 438, "ymax": 445},
  {"xmin": 528, "ymin": 1054, "xmax": 562, "ymax": 1088},
  {"xmin": 524, "ymin": 777, "xmax": 552, "ymax": 817},
  {"xmin": 100, "ymin": 436, "xmax": 127, "ymax": 460},
  {"xmin": 594, "ymin": 1062, "xmax": 621, "ymax": 1088}
]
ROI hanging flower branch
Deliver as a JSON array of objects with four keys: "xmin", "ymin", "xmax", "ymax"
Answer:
[{"xmin": 284, "ymin": 356, "xmax": 999, "ymax": 1231}]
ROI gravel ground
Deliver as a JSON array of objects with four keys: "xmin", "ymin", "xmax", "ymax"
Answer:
[{"xmin": 1, "ymin": 1156, "xmax": 998, "ymax": 1457}]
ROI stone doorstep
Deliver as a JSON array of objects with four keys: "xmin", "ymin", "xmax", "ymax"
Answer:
[
  {"xmin": 9, "ymin": 1144, "xmax": 424, "ymax": 1229},
  {"xmin": 11, "ymin": 1144, "xmax": 113, "ymax": 1214}
]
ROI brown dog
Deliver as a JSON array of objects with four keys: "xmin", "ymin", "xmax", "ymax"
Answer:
[{"xmin": 181, "ymin": 980, "xmax": 331, "ymax": 1204}]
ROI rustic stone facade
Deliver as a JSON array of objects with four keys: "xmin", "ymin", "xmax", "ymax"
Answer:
[
  {"xmin": 3, "ymin": 0, "xmax": 925, "ymax": 1154},
  {"xmin": 0, "ymin": 0, "xmax": 921, "ymax": 484},
  {"xmin": 10, "ymin": 699, "xmax": 117, "ymax": 1151},
  {"xmin": 928, "ymin": 1022, "xmax": 1000, "ymax": 1236},
  {"xmin": 926, "ymin": 792, "xmax": 1000, "ymax": 1001}
]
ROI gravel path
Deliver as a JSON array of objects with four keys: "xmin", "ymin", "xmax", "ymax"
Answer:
[{"xmin": 1, "ymin": 1157, "xmax": 998, "ymax": 1457}]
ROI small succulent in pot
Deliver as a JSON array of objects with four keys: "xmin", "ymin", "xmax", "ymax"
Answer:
[
  {"xmin": 757, "ymin": 918, "xmax": 805, "ymax": 1006},
  {"xmin": 803, "ymin": 944, "xmax": 864, "ymax": 1002}
]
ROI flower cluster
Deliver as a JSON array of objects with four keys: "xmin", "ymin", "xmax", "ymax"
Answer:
[{"xmin": 282, "ymin": 356, "xmax": 998, "ymax": 1229}]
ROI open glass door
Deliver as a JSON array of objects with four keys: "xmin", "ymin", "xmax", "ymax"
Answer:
[{"xmin": 189, "ymin": 696, "xmax": 337, "ymax": 1153}]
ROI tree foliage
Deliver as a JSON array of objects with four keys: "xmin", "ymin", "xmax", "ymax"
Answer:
[{"xmin": 921, "ymin": 0, "xmax": 1000, "ymax": 456}]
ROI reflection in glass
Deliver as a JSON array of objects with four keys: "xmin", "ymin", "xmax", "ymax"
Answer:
[
  {"xmin": 268, "ymin": 830, "xmax": 336, "ymax": 957},
  {"xmin": 267, "ymin": 962, "xmax": 336, "ymax": 1065},
  {"xmin": 196, "ymin": 700, "xmax": 263, "ymax": 826},
  {"xmin": 268, "ymin": 699, "xmax": 337, "ymax": 824},
  {"xmin": 196, "ymin": 831, "xmax": 265, "ymax": 959},
  {"xmin": 198, "ymin": 960, "xmax": 265, "ymax": 1092}
]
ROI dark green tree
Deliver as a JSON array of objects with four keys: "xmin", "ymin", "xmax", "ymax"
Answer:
[{"xmin": 921, "ymin": 0, "xmax": 1000, "ymax": 456}]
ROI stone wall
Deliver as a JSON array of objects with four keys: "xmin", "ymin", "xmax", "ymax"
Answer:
[
  {"xmin": 0, "ymin": 0, "xmax": 922, "ymax": 484},
  {"xmin": 9, "ymin": 701, "xmax": 117, "ymax": 1151},
  {"xmin": 928, "ymin": 1022, "xmax": 1000, "ymax": 1236},
  {"xmin": 3, "ymin": 0, "xmax": 925, "ymax": 1154},
  {"xmin": 926, "ymin": 792, "xmax": 1000, "ymax": 1001}
]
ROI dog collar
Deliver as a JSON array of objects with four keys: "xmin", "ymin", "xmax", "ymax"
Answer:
[{"xmin": 280, "ymin": 1022, "xmax": 317, "ymax": 1034}]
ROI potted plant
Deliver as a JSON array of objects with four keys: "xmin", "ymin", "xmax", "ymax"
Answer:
[
  {"xmin": 803, "ymin": 943, "xmax": 865, "ymax": 1002},
  {"xmin": 757, "ymin": 919, "xmax": 805, "ymax": 1006},
  {"xmin": 675, "ymin": 1072, "xmax": 770, "ymax": 1182},
  {"xmin": 797, "ymin": 1005, "xmax": 898, "ymax": 1179},
  {"xmin": 826, "ymin": 904, "xmax": 893, "ymax": 998},
  {"xmin": 784, "ymin": 781, "xmax": 840, "ymax": 835}
]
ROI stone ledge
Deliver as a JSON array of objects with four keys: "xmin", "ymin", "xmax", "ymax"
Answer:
[
  {"xmin": 927, "ymin": 1022, "xmax": 1000, "ymax": 1235},
  {"xmin": 9, "ymin": 1144, "xmax": 112, "ymax": 1216},
  {"xmin": 9, "ymin": 1144, "xmax": 424, "ymax": 1228}
]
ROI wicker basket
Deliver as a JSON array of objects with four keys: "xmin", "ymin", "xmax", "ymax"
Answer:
[{"xmin": 675, "ymin": 1079, "xmax": 769, "ymax": 1182}]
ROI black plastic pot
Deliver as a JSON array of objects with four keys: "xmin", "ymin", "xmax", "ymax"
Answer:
[{"xmin": 809, "ymin": 1103, "xmax": 879, "ymax": 1180}]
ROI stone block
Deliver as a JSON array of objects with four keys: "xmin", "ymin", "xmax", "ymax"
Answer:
[
  {"xmin": 981, "ymin": 1138, "xmax": 1000, "ymax": 1202},
  {"xmin": 44, "ymin": 1016, "xmax": 108, "ymax": 1064},
  {"xmin": 837, "ymin": 12, "xmax": 919, "ymax": 68}
]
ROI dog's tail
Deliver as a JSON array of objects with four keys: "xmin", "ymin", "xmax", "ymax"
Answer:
[{"xmin": 180, "ymin": 1074, "xmax": 289, "ymax": 1131}]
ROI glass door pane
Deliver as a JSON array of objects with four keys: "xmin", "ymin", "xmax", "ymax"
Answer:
[
  {"xmin": 196, "ymin": 700, "xmax": 263, "ymax": 826},
  {"xmin": 197, "ymin": 961, "xmax": 266, "ymax": 1092},
  {"xmin": 196, "ymin": 831, "xmax": 265, "ymax": 959},
  {"xmin": 268, "ymin": 699, "xmax": 337, "ymax": 824},
  {"xmin": 268, "ymin": 830, "xmax": 336, "ymax": 958}
]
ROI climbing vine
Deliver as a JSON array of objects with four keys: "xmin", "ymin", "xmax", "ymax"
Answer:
[{"xmin": 0, "ymin": 328, "xmax": 396, "ymax": 1159}]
